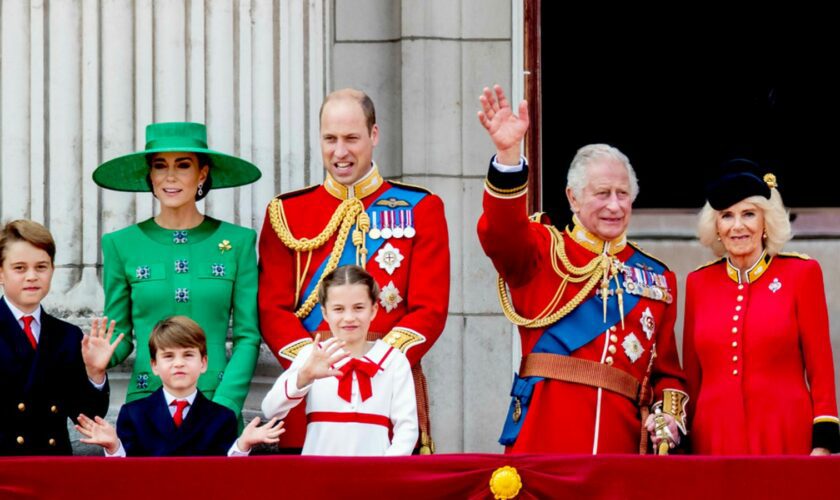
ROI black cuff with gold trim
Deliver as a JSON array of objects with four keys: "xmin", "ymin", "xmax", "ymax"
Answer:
[
  {"xmin": 813, "ymin": 421, "xmax": 840, "ymax": 452},
  {"xmin": 486, "ymin": 157, "xmax": 529, "ymax": 196}
]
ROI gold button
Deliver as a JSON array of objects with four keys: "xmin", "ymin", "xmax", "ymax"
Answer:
[
  {"xmin": 50, "ymin": 405, "xmax": 58, "ymax": 414},
  {"xmin": 732, "ymin": 341, "xmax": 738, "ymax": 348},
  {"xmin": 732, "ymin": 355, "xmax": 739, "ymax": 362},
  {"xmin": 605, "ymin": 356, "xmax": 614, "ymax": 365},
  {"xmin": 610, "ymin": 326, "xmax": 617, "ymax": 332},
  {"xmin": 17, "ymin": 403, "xmax": 25, "ymax": 412},
  {"xmin": 387, "ymin": 337, "xmax": 396, "ymax": 345},
  {"xmin": 732, "ymin": 369, "xmax": 739, "ymax": 375},
  {"xmin": 738, "ymin": 284, "xmax": 744, "ymax": 290},
  {"xmin": 735, "ymin": 305, "xmax": 742, "ymax": 312},
  {"xmin": 608, "ymin": 345, "xmax": 617, "ymax": 354},
  {"xmin": 736, "ymin": 296, "xmax": 743, "ymax": 302},
  {"xmin": 16, "ymin": 436, "xmax": 24, "ymax": 445},
  {"xmin": 392, "ymin": 333, "xmax": 401, "ymax": 339},
  {"xmin": 610, "ymin": 334, "xmax": 618, "ymax": 343},
  {"xmin": 49, "ymin": 438, "xmax": 56, "ymax": 447},
  {"xmin": 731, "ymin": 327, "xmax": 738, "ymax": 334},
  {"xmin": 733, "ymin": 315, "xmax": 739, "ymax": 321}
]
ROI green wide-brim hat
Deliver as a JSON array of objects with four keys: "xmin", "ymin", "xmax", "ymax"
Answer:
[{"xmin": 92, "ymin": 122, "xmax": 261, "ymax": 192}]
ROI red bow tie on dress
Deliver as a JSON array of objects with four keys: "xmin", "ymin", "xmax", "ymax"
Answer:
[{"xmin": 336, "ymin": 358, "xmax": 380, "ymax": 403}]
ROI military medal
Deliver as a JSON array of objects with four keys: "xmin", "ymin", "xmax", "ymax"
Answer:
[
  {"xmin": 381, "ymin": 211, "xmax": 393, "ymax": 239},
  {"xmin": 379, "ymin": 281, "xmax": 403, "ymax": 312},
  {"xmin": 769, "ymin": 277, "xmax": 781, "ymax": 293},
  {"xmin": 369, "ymin": 211, "xmax": 382, "ymax": 240},
  {"xmin": 375, "ymin": 243, "xmax": 404, "ymax": 275},
  {"xmin": 622, "ymin": 332, "xmax": 644, "ymax": 363},
  {"xmin": 640, "ymin": 307, "xmax": 655, "ymax": 340},
  {"xmin": 392, "ymin": 210, "xmax": 405, "ymax": 238},
  {"xmin": 404, "ymin": 210, "xmax": 416, "ymax": 238}
]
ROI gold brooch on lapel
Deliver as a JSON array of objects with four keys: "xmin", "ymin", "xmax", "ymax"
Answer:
[{"xmin": 218, "ymin": 239, "xmax": 232, "ymax": 254}]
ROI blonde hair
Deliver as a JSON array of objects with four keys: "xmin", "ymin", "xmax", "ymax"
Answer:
[{"xmin": 697, "ymin": 189, "xmax": 792, "ymax": 257}]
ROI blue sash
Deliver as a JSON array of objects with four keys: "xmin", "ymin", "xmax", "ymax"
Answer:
[
  {"xmin": 499, "ymin": 249, "xmax": 665, "ymax": 445},
  {"xmin": 299, "ymin": 186, "xmax": 427, "ymax": 331}
]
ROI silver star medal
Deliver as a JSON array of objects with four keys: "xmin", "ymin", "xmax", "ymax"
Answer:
[
  {"xmin": 622, "ymin": 332, "xmax": 644, "ymax": 363},
  {"xmin": 379, "ymin": 281, "xmax": 403, "ymax": 312},
  {"xmin": 375, "ymin": 243, "xmax": 404, "ymax": 275}
]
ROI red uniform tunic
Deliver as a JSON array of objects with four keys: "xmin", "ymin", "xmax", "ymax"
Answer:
[
  {"xmin": 683, "ymin": 253, "xmax": 840, "ymax": 454},
  {"xmin": 477, "ymin": 163, "xmax": 686, "ymax": 454},
  {"xmin": 258, "ymin": 167, "xmax": 450, "ymax": 448}
]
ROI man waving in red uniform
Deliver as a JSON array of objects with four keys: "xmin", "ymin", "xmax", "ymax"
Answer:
[
  {"xmin": 259, "ymin": 89, "xmax": 449, "ymax": 453},
  {"xmin": 477, "ymin": 85, "xmax": 687, "ymax": 454}
]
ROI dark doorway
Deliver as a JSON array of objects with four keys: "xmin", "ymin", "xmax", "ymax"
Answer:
[{"xmin": 537, "ymin": 6, "xmax": 840, "ymax": 225}]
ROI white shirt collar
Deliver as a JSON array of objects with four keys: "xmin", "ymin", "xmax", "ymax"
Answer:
[
  {"xmin": 3, "ymin": 296, "xmax": 42, "ymax": 325},
  {"xmin": 162, "ymin": 388, "xmax": 198, "ymax": 406}
]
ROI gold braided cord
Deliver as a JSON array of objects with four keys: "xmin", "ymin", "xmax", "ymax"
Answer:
[
  {"xmin": 270, "ymin": 197, "xmax": 359, "ymax": 252},
  {"xmin": 497, "ymin": 225, "xmax": 609, "ymax": 328},
  {"xmin": 269, "ymin": 196, "xmax": 367, "ymax": 319}
]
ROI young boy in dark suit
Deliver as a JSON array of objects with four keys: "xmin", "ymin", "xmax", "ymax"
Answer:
[
  {"xmin": 0, "ymin": 219, "xmax": 121, "ymax": 455},
  {"xmin": 77, "ymin": 315, "xmax": 283, "ymax": 456}
]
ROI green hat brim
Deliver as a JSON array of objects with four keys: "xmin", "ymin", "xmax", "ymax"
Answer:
[{"xmin": 92, "ymin": 146, "xmax": 261, "ymax": 192}]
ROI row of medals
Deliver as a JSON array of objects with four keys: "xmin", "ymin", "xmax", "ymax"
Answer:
[{"xmin": 368, "ymin": 210, "xmax": 416, "ymax": 240}]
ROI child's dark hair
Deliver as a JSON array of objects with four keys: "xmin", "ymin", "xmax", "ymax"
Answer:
[
  {"xmin": 317, "ymin": 265, "xmax": 380, "ymax": 306},
  {"xmin": 149, "ymin": 316, "xmax": 207, "ymax": 359},
  {"xmin": 0, "ymin": 219, "xmax": 56, "ymax": 266}
]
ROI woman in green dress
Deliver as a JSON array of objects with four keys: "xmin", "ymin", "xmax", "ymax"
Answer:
[{"xmin": 93, "ymin": 122, "xmax": 262, "ymax": 419}]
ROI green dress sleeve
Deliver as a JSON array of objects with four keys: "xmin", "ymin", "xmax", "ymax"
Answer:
[
  {"xmin": 210, "ymin": 228, "xmax": 261, "ymax": 415},
  {"xmin": 102, "ymin": 231, "xmax": 136, "ymax": 367}
]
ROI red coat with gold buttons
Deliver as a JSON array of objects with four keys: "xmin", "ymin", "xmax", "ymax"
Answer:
[{"xmin": 683, "ymin": 253, "xmax": 840, "ymax": 454}]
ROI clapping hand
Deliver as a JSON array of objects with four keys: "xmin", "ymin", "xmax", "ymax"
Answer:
[
  {"xmin": 76, "ymin": 414, "xmax": 120, "ymax": 455},
  {"xmin": 296, "ymin": 334, "xmax": 349, "ymax": 388},
  {"xmin": 477, "ymin": 84, "xmax": 530, "ymax": 165},
  {"xmin": 82, "ymin": 317, "xmax": 125, "ymax": 384},
  {"xmin": 237, "ymin": 417, "xmax": 285, "ymax": 452}
]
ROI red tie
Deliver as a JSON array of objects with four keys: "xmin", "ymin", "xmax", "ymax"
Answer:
[
  {"xmin": 336, "ymin": 358, "xmax": 380, "ymax": 403},
  {"xmin": 172, "ymin": 400, "xmax": 189, "ymax": 427},
  {"xmin": 21, "ymin": 316, "xmax": 37, "ymax": 350}
]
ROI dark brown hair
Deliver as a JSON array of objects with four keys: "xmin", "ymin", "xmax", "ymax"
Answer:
[
  {"xmin": 149, "ymin": 315, "xmax": 207, "ymax": 359},
  {"xmin": 319, "ymin": 88, "xmax": 377, "ymax": 134},
  {"xmin": 0, "ymin": 219, "xmax": 56, "ymax": 266},
  {"xmin": 317, "ymin": 265, "xmax": 380, "ymax": 306},
  {"xmin": 145, "ymin": 152, "xmax": 213, "ymax": 201}
]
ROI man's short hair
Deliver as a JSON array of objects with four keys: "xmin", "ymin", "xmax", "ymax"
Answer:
[
  {"xmin": 149, "ymin": 316, "xmax": 208, "ymax": 359},
  {"xmin": 0, "ymin": 220, "xmax": 56, "ymax": 266},
  {"xmin": 320, "ymin": 88, "xmax": 377, "ymax": 133},
  {"xmin": 567, "ymin": 144, "xmax": 639, "ymax": 201}
]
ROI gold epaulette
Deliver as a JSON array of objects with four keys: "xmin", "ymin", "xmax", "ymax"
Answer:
[
  {"xmin": 694, "ymin": 257, "xmax": 725, "ymax": 271},
  {"xmin": 278, "ymin": 338, "xmax": 314, "ymax": 362},
  {"xmin": 778, "ymin": 251, "xmax": 812, "ymax": 260},
  {"xmin": 627, "ymin": 241, "xmax": 670, "ymax": 271},
  {"xmin": 274, "ymin": 184, "xmax": 319, "ymax": 200},
  {"xmin": 382, "ymin": 328, "xmax": 426, "ymax": 354},
  {"xmin": 388, "ymin": 179, "xmax": 433, "ymax": 195}
]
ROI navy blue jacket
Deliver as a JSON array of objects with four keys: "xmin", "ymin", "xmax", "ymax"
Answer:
[
  {"xmin": 117, "ymin": 387, "xmax": 237, "ymax": 456},
  {"xmin": 0, "ymin": 297, "xmax": 110, "ymax": 455}
]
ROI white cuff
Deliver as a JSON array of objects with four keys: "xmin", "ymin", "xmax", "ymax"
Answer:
[
  {"xmin": 104, "ymin": 440, "xmax": 126, "ymax": 458},
  {"xmin": 492, "ymin": 154, "xmax": 526, "ymax": 172}
]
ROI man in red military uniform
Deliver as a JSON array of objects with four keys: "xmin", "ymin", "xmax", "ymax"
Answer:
[
  {"xmin": 476, "ymin": 85, "xmax": 687, "ymax": 454},
  {"xmin": 259, "ymin": 88, "xmax": 449, "ymax": 453}
]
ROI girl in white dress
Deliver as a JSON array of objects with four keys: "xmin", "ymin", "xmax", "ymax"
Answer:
[{"xmin": 261, "ymin": 265, "xmax": 418, "ymax": 455}]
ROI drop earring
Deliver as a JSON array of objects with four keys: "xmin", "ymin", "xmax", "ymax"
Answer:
[{"xmin": 198, "ymin": 183, "xmax": 204, "ymax": 196}]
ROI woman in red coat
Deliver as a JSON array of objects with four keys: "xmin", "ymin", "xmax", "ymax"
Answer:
[{"xmin": 683, "ymin": 159, "xmax": 839, "ymax": 455}]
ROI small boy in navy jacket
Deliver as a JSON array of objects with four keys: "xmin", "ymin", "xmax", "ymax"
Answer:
[
  {"xmin": 0, "ymin": 219, "xmax": 121, "ymax": 455},
  {"xmin": 77, "ymin": 315, "xmax": 282, "ymax": 456}
]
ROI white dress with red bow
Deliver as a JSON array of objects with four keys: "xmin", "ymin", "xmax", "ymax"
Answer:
[{"xmin": 261, "ymin": 338, "xmax": 419, "ymax": 456}]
